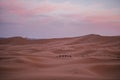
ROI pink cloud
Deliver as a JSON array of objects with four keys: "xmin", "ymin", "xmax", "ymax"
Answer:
[
  {"xmin": 31, "ymin": 4, "xmax": 57, "ymax": 14},
  {"xmin": 84, "ymin": 15, "xmax": 120, "ymax": 27},
  {"xmin": 61, "ymin": 13, "xmax": 120, "ymax": 27},
  {"xmin": 0, "ymin": 1, "xmax": 57, "ymax": 16},
  {"xmin": 30, "ymin": 1, "xmax": 82, "ymax": 15},
  {"xmin": 85, "ymin": 15, "xmax": 120, "ymax": 22},
  {"xmin": 0, "ymin": 0, "xmax": 120, "ymax": 28},
  {"xmin": 0, "ymin": 0, "xmax": 31, "ymax": 16}
]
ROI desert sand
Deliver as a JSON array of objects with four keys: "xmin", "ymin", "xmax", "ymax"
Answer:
[{"xmin": 0, "ymin": 34, "xmax": 120, "ymax": 80}]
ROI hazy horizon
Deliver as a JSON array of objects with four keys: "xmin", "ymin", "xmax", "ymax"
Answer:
[
  {"xmin": 0, "ymin": 34, "xmax": 120, "ymax": 40},
  {"xmin": 0, "ymin": 0, "xmax": 120, "ymax": 38}
]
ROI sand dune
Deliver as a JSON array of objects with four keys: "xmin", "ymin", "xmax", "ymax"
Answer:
[{"xmin": 0, "ymin": 34, "xmax": 120, "ymax": 80}]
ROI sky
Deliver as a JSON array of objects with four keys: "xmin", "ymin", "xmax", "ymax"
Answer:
[{"xmin": 0, "ymin": 0, "xmax": 120, "ymax": 38}]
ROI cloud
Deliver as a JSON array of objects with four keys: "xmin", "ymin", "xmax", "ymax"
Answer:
[
  {"xmin": 83, "ymin": 14, "xmax": 120, "ymax": 27},
  {"xmin": 0, "ymin": 0, "xmax": 32, "ymax": 17},
  {"xmin": 30, "ymin": 1, "xmax": 57, "ymax": 15},
  {"xmin": 1, "ymin": 0, "xmax": 119, "ymax": 16},
  {"xmin": 0, "ymin": 0, "xmax": 120, "ymax": 27}
]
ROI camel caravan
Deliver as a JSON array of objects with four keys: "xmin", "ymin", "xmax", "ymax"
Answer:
[{"xmin": 57, "ymin": 55, "xmax": 72, "ymax": 58}]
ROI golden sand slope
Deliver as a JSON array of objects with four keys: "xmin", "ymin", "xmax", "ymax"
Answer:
[{"xmin": 0, "ymin": 34, "xmax": 120, "ymax": 80}]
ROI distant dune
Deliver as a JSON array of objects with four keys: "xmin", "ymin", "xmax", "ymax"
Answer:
[{"xmin": 0, "ymin": 34, "xmax": 120, "ymax": 80}]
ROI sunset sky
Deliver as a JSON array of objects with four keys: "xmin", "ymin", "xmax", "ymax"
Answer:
[{"xmin": 0, "ymin": 0, "xmax": 120, "ymax": 38}]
